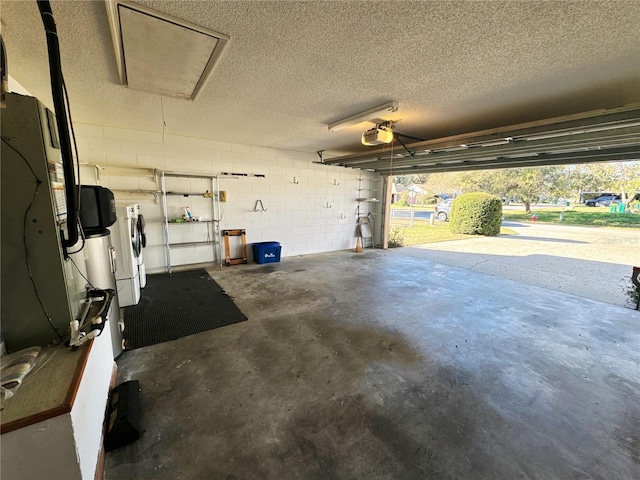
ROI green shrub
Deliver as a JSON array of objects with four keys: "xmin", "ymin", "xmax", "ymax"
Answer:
[
  {"xmin": 394, "ymin": 198, "xmax": 409, "ymax": 207},
  {"xmin": 449, "ymin": 192, "xmax": 502, "ymax": 236},
  {"xmin": 388, "ymin": 228, "xmax": 405, "ymax": 247}
]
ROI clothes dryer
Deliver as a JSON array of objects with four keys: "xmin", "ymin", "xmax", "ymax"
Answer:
[
  {"xmin": 109, "ymin": 204, "xmax": 141, "ymax": 307},
  {"xmin": 134, "ymin": 205, "xmax": 147, "ymax": 288}
]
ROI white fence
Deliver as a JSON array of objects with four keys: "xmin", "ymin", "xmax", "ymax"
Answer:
[{"xmin": 390, "ymin": 208, "xmax": 415, "ymax": 227}]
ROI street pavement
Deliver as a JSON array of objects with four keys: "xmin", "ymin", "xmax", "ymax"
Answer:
[{"xmin": 398, "ymin": 222, "xmax": 639, "ymax": 308}]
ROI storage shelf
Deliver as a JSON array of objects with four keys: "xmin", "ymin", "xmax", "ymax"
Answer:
[
  {"xmin": 165, "ymin": 191, "xmax": 211, "ymax": 196},
  {"xmin": 169, "ymin": 241, "xmax": 214, "ymax": 248},
  {"xmin": 164, "ymin": 171, "xmax": 266, "ymax": 180},
  {"xmin": 356, "ymin": 174, "xmax": 378, "ymax": 250},
  {"xmin": 111, "ymin": 189, "xmax": 161, "ymax": 194},
  {"xmin": 168, "ymin": 220, "xmax": 215, "ymax": 224},
  {"xmin": 164, "ymin": 172, "xmax": 218, "ymax": 179},
  {"xmin": 161, "ymin": 171, "xmax": 221, "ymax": 274}
]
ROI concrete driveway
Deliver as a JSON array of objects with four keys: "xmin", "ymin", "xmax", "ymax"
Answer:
[{"xmin": 401, "ymin": 222, "xmax": 639, "ymax": 307}]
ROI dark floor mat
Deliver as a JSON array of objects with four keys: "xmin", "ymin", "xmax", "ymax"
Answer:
[{"xmin": 123, "ymin": 269, "xmax": 247, "ymax": 350}]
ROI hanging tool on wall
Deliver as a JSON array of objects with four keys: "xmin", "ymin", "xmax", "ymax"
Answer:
[
  {"xmin": 367, "ymin": 212, "xmax": 377, "ymax": 248},
  {"xmin": 253, "ymin": 199, "xmax": 267, "ymax": 212}
]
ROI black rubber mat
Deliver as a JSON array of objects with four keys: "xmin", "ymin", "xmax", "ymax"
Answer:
[{"xmin": 123, "ymin": 269, "xmax": 247, "ymax": 350}]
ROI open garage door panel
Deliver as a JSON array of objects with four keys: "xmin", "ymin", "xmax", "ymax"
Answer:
[{"xmin": 324, "ymin": 104, "xmax": 640, "ymax": 175}]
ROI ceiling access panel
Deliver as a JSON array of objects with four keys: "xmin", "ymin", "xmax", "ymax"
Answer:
[{"xmin": 105, "ymin": 0, "xmax": 230, "ymax": 100}]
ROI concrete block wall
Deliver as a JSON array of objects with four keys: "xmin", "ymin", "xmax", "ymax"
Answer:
[{"xmin": 75, "ymin": 123, "xmax": 382, "ymax": 272}]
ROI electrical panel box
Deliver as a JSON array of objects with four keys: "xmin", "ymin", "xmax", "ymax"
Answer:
[{"xmin": 1, "ymin": 93, "xmax": 86, "ymax": 351}]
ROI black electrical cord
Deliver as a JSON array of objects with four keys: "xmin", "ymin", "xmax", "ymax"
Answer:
[
  {"xmin": 22, "ymin": 183, "xmax": 63, "ymax": 339},
  {"xmin": 2, "ymin": 137, "xmax": 64, "ymax": 339},
  {"xmin": 62, "ymin": 76, "xmax": 81, "ymax": 218},
  {"xmin": 1, "ymin": 34, "xmax": 8, "ymax": 105},
  {"xmin": 65, "ymin": 218, "xmax": 86, "ymax": 255},
  {"xmin": 37, "ymin": 0, "xmax": 79, "ymax": 250},
  {"xmin": 2, "ymin": 136, "xmax": 39, "ymax": 179},
  {"xmin": 67, "ymin": 254, "xmax": 96, "ymax": 290},
  {"xmin": 52, "ymin": 72, "xmax": 85, "ymax": 257},
  {"xmin": 61, "ymin": 76, "xmax": 86, "ymax": 256},
  {"xmin": 1, "ymin": 34, "xmax": 7, "ymax": 79}
]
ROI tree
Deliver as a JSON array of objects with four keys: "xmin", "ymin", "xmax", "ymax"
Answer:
[
  {"xmin": 611, "ymin": 161, "xmax": 640, "ymax": 201},
  {"xmin": 504, "ymin": 168, "xmax": 544, "ymax": 213},
  {"xmin": 542, "ymin": 166, "xmax": 570, "ymax": 200},
  {"xmin": 569, "ymin": 163, "xmax": 617, "ymax": 193},
  {"xmin": 456, "ymin": 170, "xmax": 502, "ymax": 195},
  {"xmin": 423, "ymin": 172, "xmax": 462, "ymax": 196},
  {"xmin": 458, "ymin": 166, "xmax": 567, "ymax": 212},
  {"xmin": 394, "ymin": 174, "xmax": 428, "ymax": 187},
  {"xmin": 563, "ymin": 161, "xmax": 639, "ymax": 200},
  {"xmin": 457, "ymin": 169, "xmax": 516, "ymax": 200}
]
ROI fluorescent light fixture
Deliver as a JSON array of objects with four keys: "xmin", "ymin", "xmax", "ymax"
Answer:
[{"xmin": 328, "ymin": 101, "xmax": 399, "ymax": 132}]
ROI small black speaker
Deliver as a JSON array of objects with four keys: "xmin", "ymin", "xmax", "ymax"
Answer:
[
  {"xmin": 79, "ymin": 185, "xmax": 117, "ymax": 235},
  {"xmin": 105, "ymin": 380, "xmax": 141, "ymax": 452}
]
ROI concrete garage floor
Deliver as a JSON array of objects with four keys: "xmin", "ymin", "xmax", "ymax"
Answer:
[{"xmin": 106, "ymin": 250, "xmax": 640, "ymax": 480}]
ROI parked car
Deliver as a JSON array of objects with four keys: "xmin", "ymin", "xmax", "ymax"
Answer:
[
  {"xmin": 584, "ymin": 195, "xmax": 621, "ymax": 207},
  {"xmin": 435, "ymin": 199, "xmax": 453, "ymax": 221}
]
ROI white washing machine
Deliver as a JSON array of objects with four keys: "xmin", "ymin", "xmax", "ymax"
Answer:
[
  {"xmin": 134, "ymin": 205, "xmax": 147, "ymax": 288},
  {"xmin": 109, "ymin": 204, "xmax": 141, "ymax": 307}
]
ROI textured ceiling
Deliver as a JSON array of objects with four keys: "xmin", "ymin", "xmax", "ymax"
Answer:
[{"xmin": 1, "ymin": 0, "xmax": 639, "ymax": 156}]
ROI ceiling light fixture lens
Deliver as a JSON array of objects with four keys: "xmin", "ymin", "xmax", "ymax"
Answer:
[{"xmin": 328, "ymin": 101, "xmax": 399, "ymax": 132}]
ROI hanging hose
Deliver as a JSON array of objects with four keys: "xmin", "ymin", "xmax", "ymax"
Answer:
[
  {"xmin": 367, "ymin": 212, "xmax": 377, "ymax": 248},
  {"xmin": 1, "ymin": 34, "xmax": 8, "ymax": 107},
  {"xmin": 37, "ymin": 1, "xmax": 78, "ymax": 251}
]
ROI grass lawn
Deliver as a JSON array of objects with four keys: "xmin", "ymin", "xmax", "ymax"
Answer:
[
  {"xmin": 390, "ymin": 220, "xmax": 517, "ymax": 246},
  {"xmin": 502, "ymin": 206, "xmax": 640, "ymax": 228}
]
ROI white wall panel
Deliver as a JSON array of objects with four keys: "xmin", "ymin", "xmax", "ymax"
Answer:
[{"xmin": 74, "ymin": 123, "xmax": 381, "ymax": 271}]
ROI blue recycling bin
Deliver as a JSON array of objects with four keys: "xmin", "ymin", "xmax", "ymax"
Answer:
[{"xmin": 252, "ymin": 242, "xmax": 282, "ymax": 264}]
